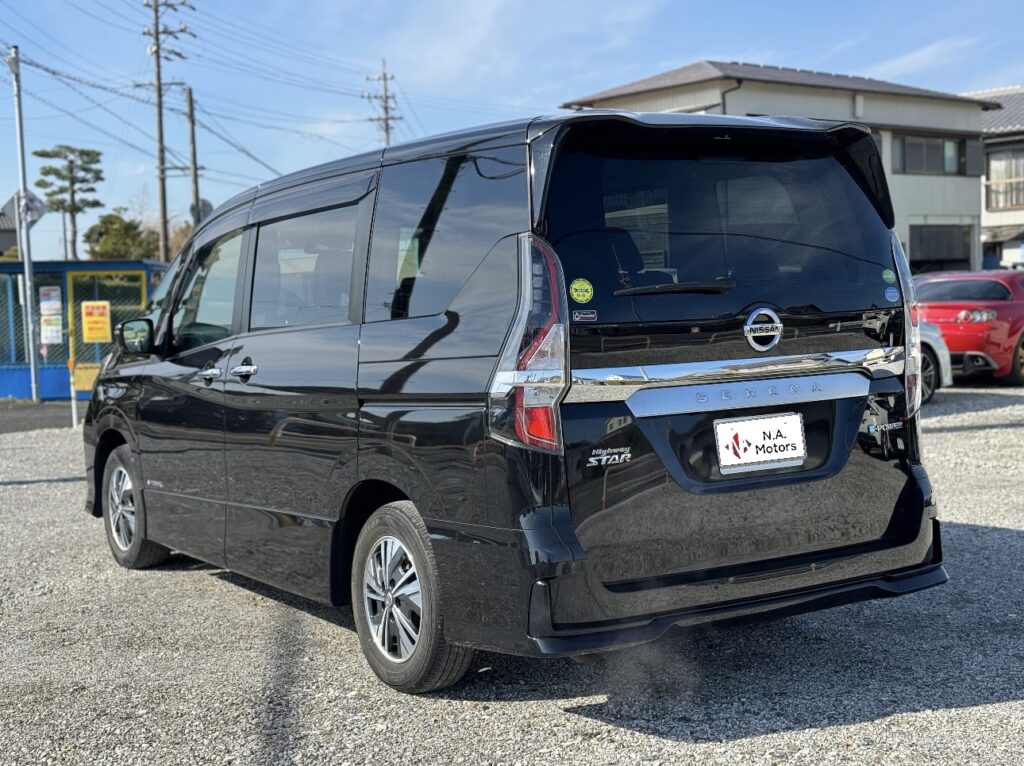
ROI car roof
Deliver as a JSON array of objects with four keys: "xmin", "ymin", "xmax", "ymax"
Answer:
[{"xmin": 194, "ymin": 110, "xmax": 878, "ymax": 241}]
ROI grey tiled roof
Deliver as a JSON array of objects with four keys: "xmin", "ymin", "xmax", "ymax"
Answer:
[
  {"xmin": 563, "ymin": 60, "xmax": 1001, "ymax": 110},
  {"xmin": 963, "ymin": 86, "xmax": 1024, "ymax": 134}
]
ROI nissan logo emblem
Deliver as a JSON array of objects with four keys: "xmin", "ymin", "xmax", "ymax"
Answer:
[{"xmin": 743, "ymin": 307, "xmax": 784, "ymax": 352}]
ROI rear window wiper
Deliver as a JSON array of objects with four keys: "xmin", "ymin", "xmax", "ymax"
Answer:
[{"xmin": 613, "ymin": 280, "xmax": 736, "ymax": 297}]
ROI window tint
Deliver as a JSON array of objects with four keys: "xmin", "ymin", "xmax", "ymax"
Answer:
[
  {"xmin": 364, "ymin": 146, "xmax": 528, "ymax": 322},
  {"xmin": 148, "ymin": 250, "xmax": 185, "ymax": 315},
  {"xmin": 250, "ymin": 206, "xmax": 358, "ymax": 330},
  {"xmin": 170, "ymin": 229, "xmax": 244, "ymax": 352},
  {"xmin": 916, "ymin": 279, "xmax": 1011, "ymax": 302},
  {"xmin": 544, "ymin": 126, "xmax": 896, "ymax": 322}
]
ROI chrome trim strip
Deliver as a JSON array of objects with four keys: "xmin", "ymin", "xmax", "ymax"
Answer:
[
  {"xmin": 626, "ymin": 372, "xmax": 870, "ymax": 418},
  {"xmin": 564, "ymin": 347, "xmax": 903, "ymax": 403}
]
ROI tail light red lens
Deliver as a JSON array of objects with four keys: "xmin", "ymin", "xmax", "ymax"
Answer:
[{"xmin": 487, "ymin": 233, "xmax": 569, "ymax": 453}]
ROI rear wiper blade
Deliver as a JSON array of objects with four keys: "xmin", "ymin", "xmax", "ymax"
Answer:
[{"xmin": 613, "ymin": 280, "xmax": 736, "ymax": 297}]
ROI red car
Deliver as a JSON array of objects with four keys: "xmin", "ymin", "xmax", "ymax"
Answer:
[{"xmin": 916, "ymin": 270, "xmax": 1024, "ymax": 385}]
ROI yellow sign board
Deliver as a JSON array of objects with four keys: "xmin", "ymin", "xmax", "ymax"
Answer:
[
  {"xmin": 73, "ymin": 363, "xmax": 102, "ymax": 392},
  {"xmin": 80, "ymin": 300, "xmax": 112, "ymax": 344}
]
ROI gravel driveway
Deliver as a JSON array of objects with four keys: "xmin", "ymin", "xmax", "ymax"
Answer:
[{"xmin": 1, "ymin": 385, "xmax": 1022, "ymax": 765}]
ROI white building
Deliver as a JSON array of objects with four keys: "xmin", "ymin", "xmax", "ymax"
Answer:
[
  {"xmin": 562, "ymin": 61, "xmax": 999, "ymax": 272},
  {"xmin": 962, "ymin": 85, "xmax": 1024, "ymax": 268}
]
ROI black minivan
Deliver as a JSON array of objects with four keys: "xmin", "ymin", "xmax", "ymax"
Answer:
[{"xmin": 84, "ymin": 111, "xmax": 946, "ymax": 693}]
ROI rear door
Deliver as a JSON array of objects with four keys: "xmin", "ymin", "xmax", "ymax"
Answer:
[
  {"xmin": 221, "ymin": 173, "xmax": 374, "ymax": 601},
  {"xmin": 543, "ymin": 122, "xmax": 916, "ymax": 588},
  {"xmin": 137, "ymin": 212, "xmax": 249, "ymax": 565}
]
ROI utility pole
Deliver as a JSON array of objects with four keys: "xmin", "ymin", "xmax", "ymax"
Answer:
[
  {"xmin": 186, "ymin": 86, "xmax": 200, "ymax": 226},
  {"xmin": 4, "ymin": 45, "xmax": 39, "ymax": 402},
  {"xmin": 364, "ymin": 59, "xmax": 401, "ymax": 146},
  {"xmin": 143, "ymin": 0, "xmax": 192, "ymax": 261},
  {"xmin": 61, "ymin": 213, "xmax": 69, "ymax": 261}
]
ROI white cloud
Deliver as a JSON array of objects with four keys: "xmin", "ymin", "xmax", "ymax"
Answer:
[
  {"xmin": 862, "ymin": 37, "xmax": 980, "ymax": 81},
  {"xmin": 379, "ymin": 0, "xmax": 663, "ymax": 107}
]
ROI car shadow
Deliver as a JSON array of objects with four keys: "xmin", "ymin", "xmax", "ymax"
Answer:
[
  {"xmin": 172, "ymin": 521, "xmax": 1021, "ymax": 745},
  {"xmin": 437, "ymin": 521, "xmax": 1024, "ymax": 743},
  {"xmin": 212, "ymin": 569, "xmax": 356, "ymax": 632}
]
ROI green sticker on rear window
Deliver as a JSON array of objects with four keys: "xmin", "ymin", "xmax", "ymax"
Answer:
[
  {"xmin": 569, "ymin": 278, "xmax": 594, "ymax": 304},
  {"xmin": 882, "ymin": 268, "xmax": 897, "ymax": 284}
]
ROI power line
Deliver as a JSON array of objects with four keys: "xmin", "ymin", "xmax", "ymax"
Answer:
[
  {"xmin": 17, "ymin": 84, "xmax": 154, "ymax": 156},
  {"xmin": 55, "ymin": 0, "xmax": 139, "ymax": 34},
  {"xmin": 181, "ymin": 3, "xmax": 374, "ymax": 75},
  {"xmin": 19, "ymin": 56, "xmax": 285, "ymax": 176},
  {"xmin": 394, "ymin": 79, "xmax": 428, "ymax": 137},
  {"xmin": 193, "ymin": 109, "xmax": 279, "ymax": 176},
  {"xmin": 0, "ymin": 2, "xmax": 134, "ymax": 82},
  {"xmin": 50, "ymin": 70, "xmax": 189, "ymax": 166}
]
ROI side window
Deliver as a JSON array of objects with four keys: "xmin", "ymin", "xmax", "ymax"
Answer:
[
  {"xmin": 249, "ymin": 205, "xmax": 358, "ymax": 330},
  {"xmin": 364, "ymin": 145, "xmax": 528, "ymax": 322},
  {"xmin": 147, "ymin": 249, "xmax": 186, "ymax": 316},
  {"xmin": 170, "ymin": 229, "xmax": 245, "ymax": 353}
]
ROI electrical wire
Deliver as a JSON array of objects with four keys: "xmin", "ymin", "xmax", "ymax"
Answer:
[{"xmin": 55, "ymin": 0, "xmax": 139, "ymax": 34}]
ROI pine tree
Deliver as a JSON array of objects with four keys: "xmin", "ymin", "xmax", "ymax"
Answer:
[{"xmin": 33, "ymin": 145, "xmax": 104, "ymax": 260}]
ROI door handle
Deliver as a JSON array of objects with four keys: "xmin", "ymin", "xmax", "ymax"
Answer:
[
  {"xmin": 197, "ymin": 368, "xmax": 222, "ymax": 381},
  {"xmin": 229, "ymin": 363, "xmax": 258, "ymax": 378}
]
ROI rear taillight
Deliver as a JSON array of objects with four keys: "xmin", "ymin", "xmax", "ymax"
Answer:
[
  {"xmin": 892, "ymin": 233, "xmax": 922, "ymax": 415},
  {"xmin": 956, "ymin": 309, "xmax": 997, "ymax": 324},
  {"xmin": 487, "ymin": 233, "xmax": 568, "ymax": 453}
]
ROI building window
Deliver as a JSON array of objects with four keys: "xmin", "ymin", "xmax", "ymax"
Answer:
[
  {"xmin": 986, "ymin": 149, "xmax": 1024, "ymax": 210},
  {"xmin": 908, "ymin": 224, "xmax": 972, "ymax": 273},
  {"xmin": 892, "ymin": 135, "xmax": 982, "ymax": 176}
]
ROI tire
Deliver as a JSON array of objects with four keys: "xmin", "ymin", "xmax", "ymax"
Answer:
[
  {"xmin": 998, "ymin": 333, "xmax": 1024, "ymax": 386},
  {"xmin": 920, "ymin": 346, "xmax": 939, "ymax": 405},
  {"xmin": 350, "ymin": 500, "xmax": 474, "ymax": 693},
  {"xmin": 101, "ymin": 445, "xmax": 170, "ymax": 569}
]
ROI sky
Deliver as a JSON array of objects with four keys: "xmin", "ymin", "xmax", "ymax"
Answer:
[{"xmin": 2, "ymin": 0, "xmax": 1023, "ymax": 261}]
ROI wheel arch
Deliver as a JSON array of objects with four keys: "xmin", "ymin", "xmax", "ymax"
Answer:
[
  {"xmin": 329, "ymin": 479, "xmax": 410, "ymax": 606},
  {"xmin": 89, "ymin": 417, "xmax": 137, "ymax": 518}
]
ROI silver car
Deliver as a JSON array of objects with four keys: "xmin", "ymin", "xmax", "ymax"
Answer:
[{"xmin": 920, "ymin": 320, "xmax": 953, "ymax": 404}]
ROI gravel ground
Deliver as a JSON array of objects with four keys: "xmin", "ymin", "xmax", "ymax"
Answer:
[{"xmin": 1, "ymin": 385, "xmax": 1022, "ymax": 765}]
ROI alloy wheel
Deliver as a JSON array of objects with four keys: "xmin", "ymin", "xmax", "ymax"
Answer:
[
  {"xmin": 920, "ymin": 352, "xmax": 937, "ymax": 403},
  {"xmin": 363, "ymin": 535, "xmax": 422, "ymax": 663},
  {"xmin": 108, "ymin": 466, "xmax": 137, "ymax": 551}
]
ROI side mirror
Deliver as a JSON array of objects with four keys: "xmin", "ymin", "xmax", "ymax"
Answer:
[{"xmin": 116, "ymin": 318, "xmax": 154, "ymax": 355}]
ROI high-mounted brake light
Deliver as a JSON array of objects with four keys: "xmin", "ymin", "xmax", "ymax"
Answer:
[
  {"xmin": 892, "ymin": 233, "xmax": 922, "ymax": 416},
  {"xmin": 487, "ymin": 233, "xmax": 569, "ymax": 452}
]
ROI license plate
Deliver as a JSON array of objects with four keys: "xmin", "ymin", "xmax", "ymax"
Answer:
[{"xmin": 714, "ymin": 412, "xmax": 806, "ymax": 475}]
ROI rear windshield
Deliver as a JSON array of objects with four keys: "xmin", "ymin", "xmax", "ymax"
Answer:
[
  {"xmin": 916, "ymin": 279, "xmax": 1011, "ymax": 302},
  {"xmin": 544, "ymin": 126, "xmax": 898, "ymax": 323}
]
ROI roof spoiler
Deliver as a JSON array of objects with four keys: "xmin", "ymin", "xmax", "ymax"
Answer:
[{"xmin": 527, "ymin": 113, "xmax": 895, "ymax": 231}]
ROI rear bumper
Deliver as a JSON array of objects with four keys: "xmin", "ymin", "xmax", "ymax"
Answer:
[
  {"xmin": 527, "ymin": 549, "xmax": 945, "ymax": 656},
  {"xmin": 522, "ymin": 508, "xmax": 944, "ymax": 656},
  {"xmin": 941, "ymin": 325, "xmax": 1014, "ymax": 376}
]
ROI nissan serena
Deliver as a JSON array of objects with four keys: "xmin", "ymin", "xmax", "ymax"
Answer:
[{"xmin": 84, "ymin": 112, "xmax": 946, "ymax": 693}]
